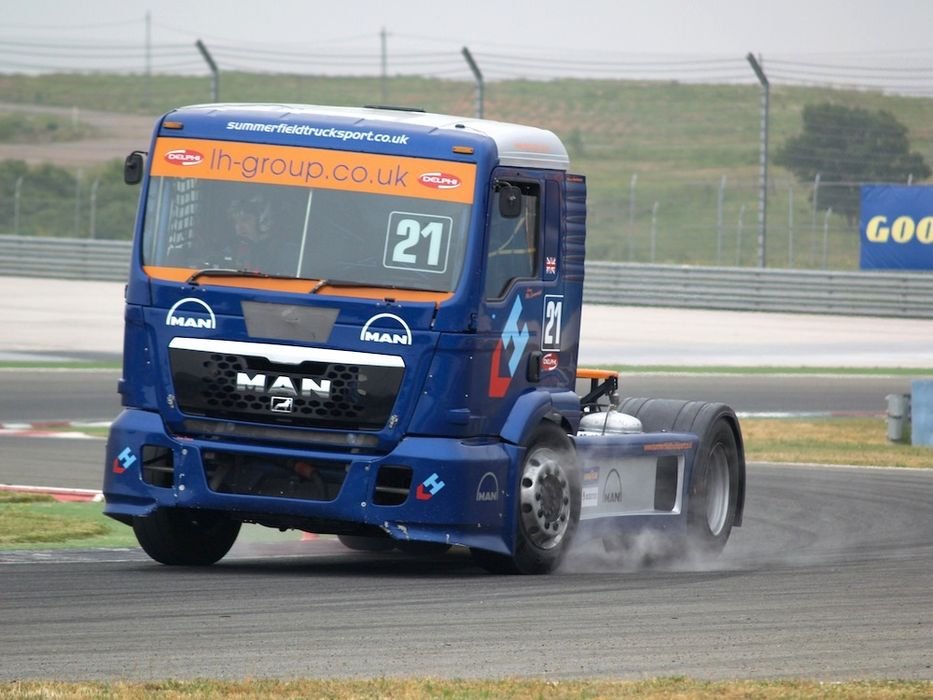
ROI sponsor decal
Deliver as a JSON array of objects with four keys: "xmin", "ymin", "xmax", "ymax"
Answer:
[
  {"xmin": 166, "ymin": 297, "xmax": 217, "ymax": 330},
  {"xmin": 488, "ymin": 296, "xmax": 529, "ymax": 398},
  {"xmin": 583, "ymin": 466, "xmax": 600, "ymax": 483},
  {"xmin": 360, "ymin": 313, "xmax": 412, "ymax": 346},
  {"xmin": 235, "ymin": 372, "xmax": 332, "ymax": 399},
  {"xmin": 163, "ymin": 148, "xmax": 204, "ymax": 166},
  {"xmin": 270, "ymin": 396, "xmax": 294, "ymax": 413},
  {"xmin": 643, "ymin": 441, "xmax": 693, "ymax": 453},
  {"xmin": 541, "ymin": 352, "xmax": 559, "ymax": 372},
  {"xmin": 150, "ymin": 137, "xmax": 476, "ymax": 204},
  {"xmin": 225, "ymin": 120, "xmax": 411, "ymax": 146},
  {"xmin": 112, "ymin": 446, "xmax": 137, "ymax": 475},
  {"xmin": 418, "ymin": 172, "xmax": 462, "ymax": 190},
  {"xmin": 416, "ymin": 472, "xmax": 446, "ymax": 500},
  {"xmin": 545, "ymin": 256, "xmax": 557, "ymax": 275},
  {"xmin": 603, "ymin": 468, "xmax": 623, "ymax": 504},
  {"xmin": 581, "ymin": 486, "xmax": 599, "ymax": 509},
  {"xmin": 476, "ymin": 472, "xmax": 500, "ymax": 502}
]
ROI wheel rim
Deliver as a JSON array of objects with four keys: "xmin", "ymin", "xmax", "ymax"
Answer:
[
  {"xmin": 706, "ymin": 442, "xmax": 731, "ymax": 536},
  {"xmin": 519, "ymin": 446, "xmax": 573, "ymax": 550}
]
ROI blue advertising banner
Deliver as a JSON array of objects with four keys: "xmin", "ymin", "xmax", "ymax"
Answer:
[{"xmin": 860, "ymin": 185, "xmax": 933, "ymax": 270}]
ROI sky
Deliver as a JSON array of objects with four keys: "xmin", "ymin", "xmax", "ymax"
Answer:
[{"xmin": 2, "ymin": 0, "xmax": 932, "ymax": 93}]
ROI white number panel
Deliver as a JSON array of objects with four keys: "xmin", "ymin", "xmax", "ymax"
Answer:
[
  {"xmin": 542, "ymin": 294, "xmax": 563, "ymax": 351},
  {"xmin": 383, "ymin": 212, "xmax": 453, "ymax": 274}
]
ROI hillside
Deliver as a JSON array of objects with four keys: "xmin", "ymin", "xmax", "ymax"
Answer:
[{"xmin": 1, "ymin": 72, "xmax": 932, "ymax": 269}]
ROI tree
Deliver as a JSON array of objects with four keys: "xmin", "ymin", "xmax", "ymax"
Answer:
[{"xmin": 775, "ymin": 103, "xmax": 931, "ymax": 222}]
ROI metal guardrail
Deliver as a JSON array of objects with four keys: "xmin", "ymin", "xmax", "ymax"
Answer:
[
  {"xmin": 584, "ymin": 261, "xmax": 933, "ymax": 319},
  {"xmin": 2, "ymin": 234, "xmax": 933, "ymax": 318},
  {"xmin": 0, "ymin": 234, "xmax": 130, "ymax": 282}
]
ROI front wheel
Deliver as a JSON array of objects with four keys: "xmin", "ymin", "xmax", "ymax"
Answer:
[
  {"xmin": 133, "ymin": 508, "xmax": 241, "ymax": 566},
  {"xmin": 472, "ymin": 422, "xmax": 580, "ymax": 575}
]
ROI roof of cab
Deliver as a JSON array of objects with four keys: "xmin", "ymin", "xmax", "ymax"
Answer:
[{"xmin": 167, "ymin": 103, "xmax": 571, "ymax": 171}]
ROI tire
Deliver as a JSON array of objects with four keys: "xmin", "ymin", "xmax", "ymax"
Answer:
[
  {"xmin": 133, "ymin": 508, "xmax": 241, "ymax": 566},
  {"xmin": 396, "ymin": 541, "xmax": 452, "ymax": 556},
  {"xmin": 472, "ymin": 422, "xmax": 580, "ymax": 574},
  {"xmin": 618, "ymin": 398, "xmax": 744, "ymax": 558},
  {"xmin": 337, "ymin": 534, "xmax": 396, "ymax": 552},
  {"xmin": 686, "ymin": 417, "xmax": 740, "ymax": 555}
]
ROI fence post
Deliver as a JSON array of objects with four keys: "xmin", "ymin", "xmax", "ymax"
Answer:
[
  {"xmin": 628, "ymin": 173, "xmax": 637, "ymax": 260},
  {"xmin": 822, "ymin": 207, "xmax": 832, "ymax": 270},
  {"xmin": 717, "ymin": 175, "xmax": 726, "ymax": 265},
  {"xmin": 650, "ymin": 201, "xmax": 659, "ymax": 263}
]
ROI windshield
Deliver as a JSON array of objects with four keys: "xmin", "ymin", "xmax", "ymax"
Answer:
[{"xmin": 141, "ymin": 138, "xmax": 475, "ymax": 293}]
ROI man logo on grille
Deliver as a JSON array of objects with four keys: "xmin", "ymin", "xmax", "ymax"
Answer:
[{"xmin": 270, "ymin": 396, "xmax": 294, "ymax": 413}]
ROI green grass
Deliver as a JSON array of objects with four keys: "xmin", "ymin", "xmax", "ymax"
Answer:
[
  {"xmin": 603, "ymin": 365, "xmax": 933, "ymax": 376},
  {"xmin": 0, "ymin": 679, "xmax": 929, "ymax": 699},
  {"xmin": 0, "ymin": 493, "xmax": 136, "ymax": 549},
  {"xmin": 0, "ymin": 361, "xmax": 120, "ymax": 370},
  {"xmin": 3, "ymin": 72, "xmax": 933, "ymax": 267},
  {"xmin": 744, "ymin": 416, "xmax": 933, "ymax": 468},
  {"xmin": 0, "ymin": 112, "xmax": 94, "ymax": 143}
]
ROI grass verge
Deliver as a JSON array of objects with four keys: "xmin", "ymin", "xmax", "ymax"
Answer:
[
  {"xmin": 0, "ymin": 493, "xmax": 136, "ymax": 549},
  {"xmin": 604, "ymin": 366, "xmax": 933, "ymax": 377},
  {"xmin": 0, "ymin": 679, "xmax": 929, "ymax": 699},
  {"xmin": 743, "ymin": 416, "xmax": 931, "ymax": 468}
]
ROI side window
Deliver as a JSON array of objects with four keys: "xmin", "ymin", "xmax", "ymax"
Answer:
[{"xmin": 484, "ymin": 181, "xmax": 540, "ymax": 299}]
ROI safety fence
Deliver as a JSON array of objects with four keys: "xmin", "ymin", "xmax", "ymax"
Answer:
[{"xmin": 2, "ymin": 234, "xmax": 933, "ymax": 318}]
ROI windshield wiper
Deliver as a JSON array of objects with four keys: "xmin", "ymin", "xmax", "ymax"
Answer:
[
  {"xmin": 309, "ymin": 278, "xmax": 362, "ymax": 294},
  {"xmin": 186, "ymin": 268, "xmax": 297, "ymax": 286},
  {"xmin": 310, "ymin": 278, "xmax": 437, "ymax": 295}
]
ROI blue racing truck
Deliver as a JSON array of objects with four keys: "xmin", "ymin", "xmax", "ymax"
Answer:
[{"xmin": 105, "ymin": 103, "xmax": 745, "ymax": 574}]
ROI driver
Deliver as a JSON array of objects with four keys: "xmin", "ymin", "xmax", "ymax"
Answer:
[{"xmin": 227, "ymin": 195, "xmax": 272, "ymax": 270}]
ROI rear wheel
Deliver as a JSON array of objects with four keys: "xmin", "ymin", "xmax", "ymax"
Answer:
[
  {"xmin": 617, "ymin": 398, "xmax": 744, "ymax": 560},
  {"xmin": 133, "ymin": 508, "xmax": 240, "ymax": 566},
  {"xmin": 472, "ymin": 422, "xmax": 580, "ymax": 574},
  {"xmin": 687, "ymin": 418, "xmax": 740, "ymax": 554}
]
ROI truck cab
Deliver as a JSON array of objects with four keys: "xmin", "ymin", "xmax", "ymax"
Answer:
[{"xmin": 105, "ymin": 104, "xmax": 744, "ymax": 574}]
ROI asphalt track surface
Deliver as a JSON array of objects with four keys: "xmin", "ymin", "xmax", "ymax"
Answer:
[
  {"xmin": 0, "ymin": 464, "xmax": 931, "ymax": 680},
  {"xmin": 1, "ymin": 277, "xmax": 932, "ymax": 680}
]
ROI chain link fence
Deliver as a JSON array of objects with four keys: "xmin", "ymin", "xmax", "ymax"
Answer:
[{"xmin": 0, "ymin": 74, "xmax": 930, "ymax": 271}]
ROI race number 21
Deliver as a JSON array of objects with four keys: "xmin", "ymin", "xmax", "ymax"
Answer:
[
  {"xmin": 383, "ymin": 212, "xmax": 452, "ymax": 274},
  {"xmin": 542, "ymin": 295, "xmax": 563, "ymax": 351}
]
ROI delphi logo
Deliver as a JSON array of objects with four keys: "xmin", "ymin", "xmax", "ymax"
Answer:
[
  {"xmin": 163, "ymin": 148, "xmax": 204, "ymax": 166},
  {"xmin": 165, "ymin": 298, "xmax": 217, "ymax": 330},
  {"xmin": 360, "ymin": 313, "xmax": 412, "ymax": 345},
  {"xmin": 418, "ymin": 172, "xmax": 461, "ymax": 190}
]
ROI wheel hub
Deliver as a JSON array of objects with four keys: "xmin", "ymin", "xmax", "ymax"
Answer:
[{"xmin": 519, "ymin": 446, "xmax": 572, "ymax": 550}]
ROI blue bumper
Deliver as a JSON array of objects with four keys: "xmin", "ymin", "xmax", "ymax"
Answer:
[{"xmin": 103, "ymin": 409, "xmax": 517, "ymax": 555}]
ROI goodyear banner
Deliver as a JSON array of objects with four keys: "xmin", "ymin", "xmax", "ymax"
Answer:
[{"xmin": 860, "ymin": 185, "xmax": 933, "ymax": 270}]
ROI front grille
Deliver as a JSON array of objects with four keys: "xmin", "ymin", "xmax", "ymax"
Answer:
[{"xmin": 170, "ymin": 347, "xmax": 403, "ymax": 430}]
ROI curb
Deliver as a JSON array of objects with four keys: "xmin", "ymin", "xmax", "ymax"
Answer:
[
  {"xmin": 0, "ymin": 420, "xmax": 111, "ymax": 439},
  {"xmin": 0, "ymin": 484, "xmax": 103, "ymax": 503}
]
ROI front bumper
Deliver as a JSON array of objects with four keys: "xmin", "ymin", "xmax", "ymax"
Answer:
[{"xmin": 103, "ymin": 408, "xmax": 517, "ymax": 554}]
